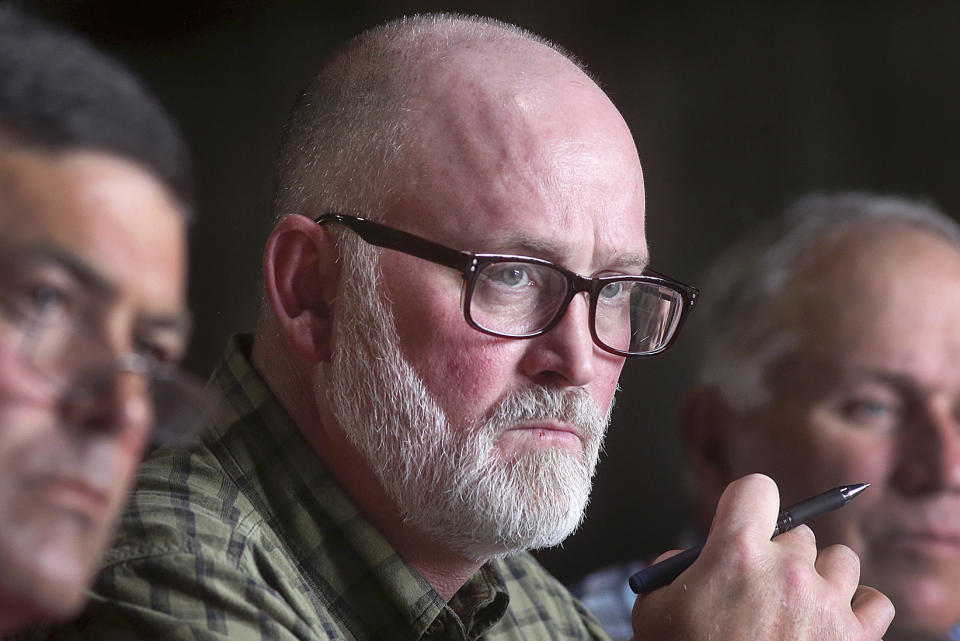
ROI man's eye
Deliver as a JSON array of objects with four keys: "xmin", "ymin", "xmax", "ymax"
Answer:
[
  {"xmin": 599, "ymin": 281, "xmax": 624, "ymax": 299},
  {"xmin": 11, "ymin": 283, "xmax": 73, "ymax": 325},
  {"xmin": 840, "ymin": 397, "xmax": 902, "ymax": 431},
  {"xmin": 493, "ymin": 266, "xmax": 531, "ymax": 288}
]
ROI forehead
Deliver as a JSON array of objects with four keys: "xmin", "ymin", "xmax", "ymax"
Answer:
[
  {"xmin": 774, "ymin": 226, "xmax": 960, "ymax": 386},
  {"xmin": 0, "ymin": 148, "xmax": 187, "ymax": 316},
  {"xmin": 386, "ymin": 44, "xmax": 647, "ymax": 271}
]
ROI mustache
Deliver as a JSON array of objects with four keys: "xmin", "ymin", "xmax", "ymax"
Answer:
[{"xmin": 481, "ymin": 385, "xmax": 611, "ymax": 440}]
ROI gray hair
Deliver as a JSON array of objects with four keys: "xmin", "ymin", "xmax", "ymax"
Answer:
[
  {"xmin": 272, "ymin": 12, "xmax": 585, "ymax": 225},
  {"xmin": 697, "ymin": 191, "xmax": 960, "ymax": 410}
]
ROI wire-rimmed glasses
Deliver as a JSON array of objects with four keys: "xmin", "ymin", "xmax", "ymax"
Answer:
[{"xmin": 314, "ymin": 213, "xmax": 699, "ymax": 357}]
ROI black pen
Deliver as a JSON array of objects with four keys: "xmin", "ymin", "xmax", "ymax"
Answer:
[{"xmin": 627, "ymin": 483, "xmax": 870, "ymax": 594}]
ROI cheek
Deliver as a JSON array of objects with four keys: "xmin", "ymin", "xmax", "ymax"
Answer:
[
  {"xmin": 734, "ymin": 409, "xmax": 896, "ymax": 504},
  {"xmin": 801, "ymin": 425, "xmax": 897, "ymax": 489},
  {"xmin": 0, "ymin": 403, "xmax": 58, "ymax": 491},
  {"xmin": 413, "ymin": 335, "xmax": 521, "ymax": 426},
  {"xmin": 112, "ymin": 440, "xmax": 147, "ymax": 499},
  {"xmin": 0, "ymin": 425, "xmax": 31, "ymax": 518},
  {"xmin": 101, "ymin": 461, "xmax": 139, "ymax": 543},
  {"xmin": 591, "ymin": 359, "xmax": 623, "ymax": 409},
  {"xmin": 771, "ymin": 430, "xmax": 894, "ymax": 549},
  {"xmin": 383, "ymin": 267, "xmax": 625, "ymax": 424},
  {"xmin": 0, "ymin": 335, "xmax": 57, "ymax": 403},
  {"xmin": 812, "ymin": 499, "xmax": 874, "ymax": 553},
  {"xmin": 385, "ymin": 270, "xmax": 514, "ymax": 423}
]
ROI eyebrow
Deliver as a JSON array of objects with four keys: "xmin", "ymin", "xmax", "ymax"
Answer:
[
  {"xmin": 7, "ymin": 242, "xmax": 193, "ymax": 339},
  {"xmin": 8, "ymin": 243, "xmax": 116, "ymax": 298},
  {"xmin": 844, "ymin": 368, "xmax": 919, "ymax": 393},
  {"xmin": 489, "ymin": 236, "xmax": 650, "ymax": 272}
]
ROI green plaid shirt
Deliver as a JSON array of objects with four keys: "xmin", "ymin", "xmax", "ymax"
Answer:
[{"xmin": 33, "ymin": 335, "xmax": 609, "ymax": 641}]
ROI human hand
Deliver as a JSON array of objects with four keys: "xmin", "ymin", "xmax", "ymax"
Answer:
[{"xmin": 630, "ymin": 474, "xmax": 894, "ymax": 640}]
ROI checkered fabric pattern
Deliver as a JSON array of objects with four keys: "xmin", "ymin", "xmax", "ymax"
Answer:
[{"xmin": 27, "ymin": 335, "xmax": 608, "ymax": 641}]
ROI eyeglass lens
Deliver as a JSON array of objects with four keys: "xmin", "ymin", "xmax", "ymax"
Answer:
[
  {"xmin": 469, "ymin": 261, "xmax": 684, "ymax": 355},
  {"xmin": 16, "ymin": 317, "xmax": 218, "ymax": 446}
]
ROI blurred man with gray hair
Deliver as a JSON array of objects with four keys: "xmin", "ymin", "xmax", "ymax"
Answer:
[{"xmin": 574, "ymin": 192, "xmax": 960, "ymax": 641}]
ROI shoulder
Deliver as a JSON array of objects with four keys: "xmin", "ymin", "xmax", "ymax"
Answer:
[
  {"xmin": 104, "ymin": 444, "xmax": 262, "ymax": 567},
  {"xmin": 30, "ymin": 446, "xmax": 332, "ymax": 640},
  {"xmin": 101, "ymin": 443, "xmax": 320, "ymax": 609},
  {"xmin": 485, "ymin": 553, "xmax": 611, "ymax": 641}
]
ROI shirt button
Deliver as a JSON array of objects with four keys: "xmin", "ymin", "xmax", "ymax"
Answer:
[{"xmin": 426, "ymin": 619, "xmax": 445, "ymax": 636}]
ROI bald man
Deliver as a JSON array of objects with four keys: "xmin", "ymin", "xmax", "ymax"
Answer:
[{"xmin": 40, "ymin": 15, "xmax": 893, "ymax": 641}]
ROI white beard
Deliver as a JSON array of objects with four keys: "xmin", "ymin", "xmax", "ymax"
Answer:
[{"xmin": 326, "ymin": 239, "xmax": 611, "ymax": 560}]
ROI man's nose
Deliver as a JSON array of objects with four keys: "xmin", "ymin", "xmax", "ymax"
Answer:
[
  {"xmin": 892, "ymin": 403, "xmax": 960, "ymax": 494},
  {"xmin": 520, "ymin": 293, "xmax": 598, "ymax": 387},
  {"xmin": 59, "ymin": 366, "xmax": 154, "ymax": 440}
]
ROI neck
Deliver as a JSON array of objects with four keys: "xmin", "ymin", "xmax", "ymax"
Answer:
[
  {"xmin": 373, "ymin": 509, "xmax": 486, "ymax": 601},
  {"xmin": 302, "ymin": 412, "xmax": 485, "ymax": 601}
]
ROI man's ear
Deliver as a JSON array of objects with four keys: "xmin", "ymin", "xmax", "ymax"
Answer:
[
  {"xmin": 680, "ymin": 386, "xmax": 736, "ymax": 530},
  {"xmin": 262, "ymin": 215, "xmax": 340, "ymax": 363}
]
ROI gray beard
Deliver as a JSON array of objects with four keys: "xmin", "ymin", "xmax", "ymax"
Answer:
[{"xmin": 326, "ymin": 243, "xmax": 611, "ymax": 560}]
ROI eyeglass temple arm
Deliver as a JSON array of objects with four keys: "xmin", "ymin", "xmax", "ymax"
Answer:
[{"xmin": 314, "ymin": 213, "xmax": 477, "ymax": 273}]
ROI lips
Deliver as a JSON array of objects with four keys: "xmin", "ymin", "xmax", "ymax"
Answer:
[
  {"xmin": 500, "ymin": 421, "xmax": 586, "ymax": 452},
  {"xmin": 509, "ymin": 420, "xmax": 583, "ymax": 439}
]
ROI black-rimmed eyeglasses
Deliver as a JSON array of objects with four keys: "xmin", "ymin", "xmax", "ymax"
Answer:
[{"xmin": 314, "ymin": 213, "xmax": 699, "ymax": 357}]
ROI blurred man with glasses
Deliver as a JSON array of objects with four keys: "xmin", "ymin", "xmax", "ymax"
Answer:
[
  {"xmin": 45, "ymin": 14, "xmax": 892, "ymax": 641},
  {"xmin": 0, "ymin": 7, "xmax": 210, "ymax": 634}
]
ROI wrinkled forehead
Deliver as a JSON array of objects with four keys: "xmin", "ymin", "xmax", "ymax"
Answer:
[
  {"xmin": 408, "ymin": 42, "xmax": 638, "ymax": 167},
  {"xmin": 779, "ymin": 225, "xmax": 960, "ymax": 321},
  {"xmin": 387, "ymin": 44, "xmax": 646, "ymax": 267}
]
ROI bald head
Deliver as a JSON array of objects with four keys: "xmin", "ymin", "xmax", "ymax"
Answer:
[
  {"xmin": 259, "ymin": 10, "xmax": 646, "ymax": 383},
  {"xmin": 273, "ymin": 14, "xmax": 608, "ymax": 224}
]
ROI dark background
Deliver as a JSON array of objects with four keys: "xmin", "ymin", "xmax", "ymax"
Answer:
[{"xmin": 19, "ymin": 0, "xmax": 960, "ymax": 583}]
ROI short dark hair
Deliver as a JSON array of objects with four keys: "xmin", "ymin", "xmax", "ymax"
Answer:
[{"xmin": 0, "ymin": 5, "xmax": 193, "ymax": 215}]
